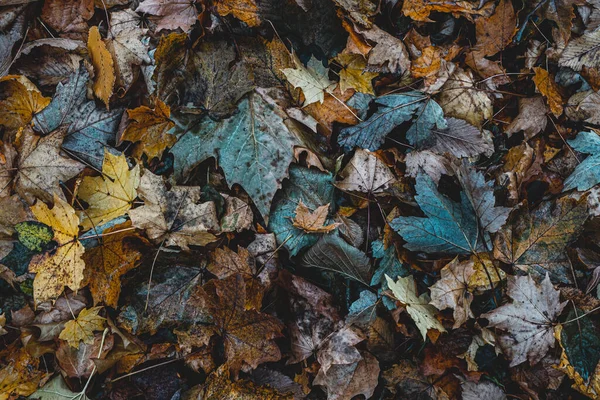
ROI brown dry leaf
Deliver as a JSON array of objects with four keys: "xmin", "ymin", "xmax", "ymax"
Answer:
[
  {"xmin": 292, "ymin": 200, "xmax": 340, "ymax": 233},
  {"xmin": 9, "ymin": 126, "xmax": 84, "ymax": 205},
  {"xmin": 0, "ymin": 344, "xmax": 44, "ymax": 399},
  {"xmin": 505, "ymin": 96, "xmax": 548, "ymax": 140},
  {"xmin": 303, "ymin": 88, "xmax": 358, "ymax": 138},
  {"xmin": 430, "ymin": 255, "xmax": 505, "ymax": 328},
  {"xmin": 136, "ymin": 0, "xmax": 199, "ymax": 32},
  {"xmin": 119, "ymin": 99, "xmax": 176, "ymax": 160},
  {"xmin": 29, "ymin": 195, "xmax": 86, "ymax": 303},
  {"xmin": 0, "ymin": 75, "xmax": 50, "ymax": 131},
  {"xmin": 411, "ymin": 45, "xmax": 458, "ymax": 91},
  {"xmin": 437, "ymin": 67, "xmax": 493, "ymax": 127},
  {"xmin": 402, "ymin": 0, "xmax": 494, "ymax": 22},
  {"xmin": 128, "ymin": 171, "xmax": 219, "ymax": 250},
  {"xmin": 59, "ymin": 306, "xmax": 106, "ymax": 348},
  {"xmin": 314, "ymin": 350, "xmax": 380, "ymax": 400},
  {"xmin": 335, "ymin": 53, "xmax": 377, "ymax": 94},
  {"xmin": 207, "ymin": 246, "xmax": 254, "ymax": 279},
  {"xmin": 77, "ymin": 151, "xmax": 140, "ymax": 231},
  {"xmin": 56, "ymin": 332, "xmax": 114, "ymax": 378},
  {"xmin": 355, "ymin": 25, "xmax": 411, "ymax": 74},
  {"xmin": 293, "ymin": 147, "xmax": 326, "ymax": 172},
  {"xmin": 533, "ymin": 67, "xmax": 563, "ymax": 117},
  {"xmin": 337, "ymin": 149, "xmax": 397, "ymax": 194},
  {"xmin": 197, "ymin": 274, "xmax": 284, "ymax": 372},
  {"xmin": 41, "ymin": 0, "xmax": 94, "ymax": 35},
  {"xmin": 88, "ymin": 26, "xmax": 115, "ymax": 109},
  {"xmin": 215, "ymin": 0, "xmax": 261, "ymax": 27},
  {"xmin": 83, "ymin": 222, "xmax": 145, "ymax": 308},
  {"xmin": 472, "ymin": 0, "xmax": 516, "ymax": 57}
]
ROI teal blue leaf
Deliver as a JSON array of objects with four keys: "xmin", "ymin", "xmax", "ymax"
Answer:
[
  {"xmin": 301, "ymin": 234, "xmax": 371, "ymax": 285},
  {"xmin": 347, "ymin": 290, "xmax": 377, "ymax": 326},
  {"xmin": 370, "ymin": 240, "xmax": 409, "ymax": 286},
  {"xmin": 268, "ymin": 165, "xmax": 335, "ymax": 257},
  {"xmin": 390, "ymin": 171, "xmax": 484, "ymax": 254},
  {"xmin": 170, "ymin": 92, "xmax": 300, "ymax": 219},
  {"xmin": 337, "ymin": 92, "xmax": 428, "ymax": 151},
  {"xmin": 405, "ymin": 98, "xmax": 446, "ymax": 149},
  {"xmin": 563, "ymin": 131, "xmax": 600, "ymax": 192},
  {"xmin": 561, "ymin": 309, "xmax": 600, "ymax": 381},
  {"xmin": 32, "ymin": 64, "xmax": 122, "ymax": 169}
]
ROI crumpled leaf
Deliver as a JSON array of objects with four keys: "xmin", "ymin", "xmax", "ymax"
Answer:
[
  {"xmin": 87, "ymin": 26, "xmax": 115, "ymax": 109},
  {"xmin": 314, "ymin": 350, "xmax": 380, "ymax": 400},
  {"xmin": 32, "ymin": 64, "xmax": 122, "ymax": 170},
  {"xmin": 505, "ymin": 96, "xmax": 548, "ymax": 140},
  {"xmin": 171, "ymin": 92, "xmax": 300, "ymax": 220},
  {"xmin": 493, "ymin": 195, "xmax": 588, "ymax": 283},
  {"xmin": 337, "ymin": 149, "xmax": 396, "ymax": 194},
  {"xmin": 28, "ymin": 195, "xmax": 85, "ymax": 303},
  {"xmin": 302, "ymin": 234, "xmax": 371, "ymax": 285},
  {"xmin": 136, "ymin": 0, "xmax": 198, "ymax": 32},
  {"xmin": 430, "ymin": 255, "xmax": 505, "ymax": 328},
  {"xmin": 390, "ymin": 171, "xmax": 485, "ymax": 254},
  {"xmin": 0, "ymin": 345, "xmax": 44, "ymax": 399},
  {"xmin": 385, "ymin": 274, "xmax": 446, "ymax": 339},
  {"xmin": 472, "ymin": 0, "xmax": 516, "ymax": 57},
  {"xmin": 77, "ymin": 151, "xmax": 140, "ymax": 231},
  {"xmin": 129, "ymin": 171, "xmax": 219, "ymax": 250},
  {"xmin": 292, "ymin": 200, "xmax": 340, "ymax": 233},
  {"xmin": 59, "ymin": 306, "xmax": 105, "ymax": 348},
  {"xmin": 558, "ymin": 309, "xmax": 600, "ymax": 382},
  {"xmin": 119, "ymin": 99, "xmax": 176, "ymax": 160},
  {"xmin": 282, "ymin": 55, "xmax": 335, "ymax": 106},
  {"xmin": 461, "ymin": 380, "xmax": 506, "ymax": 400},
  {"xmin": 402, "ymin": 0, "xmax": 493, "ymax": 22},
  {"xmin": 563, "ymin": 131, "xmax": 600, "ymax": 192},
  {"xmin": 9, "ymin": 126, "xmax": 84, "ymax": 205},
  {"xmin": 41, "ymin": 0, "xmax": 93, "ymax": 34},
  {"xmin": 482, "ymin": 274, "xmax": 566, "ymax": 366},
  {"xmin": 0, "ymin": 75, "xmax": 50, "ymax": 131},
  {"xmin": 355, "ymin": 25, "xmax": 411, "ymax": 74},
  {"xmin": 559, "ymin": 29, "xmax": 600, "ymax": 72}
]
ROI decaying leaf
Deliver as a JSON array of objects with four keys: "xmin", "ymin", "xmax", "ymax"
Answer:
[
  {"xmin": 292, "ymin": 200, "xmax": 340, "ymax": 233},
  {"xmin": 87, "ymin": 26, "xmax": 115, "ymax": 109},
  {"xmin": 136, "ymin": 0, "xmax": 199, "ymax": 32}
]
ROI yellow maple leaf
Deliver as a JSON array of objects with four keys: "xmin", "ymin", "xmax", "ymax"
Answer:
[
  {"xmin": 78, "ymin": 151, "xmax": 140, "ymax": 231},
  {"xmin": 292, "ymin": 200, "xmax": 340, "ymax": 233},
  {"xmin": 59, "ymin": 306, "xmax": 106, "ymax": 348},
  {"xmin": 335, "ymin": 53, "xmax": 377, "ymax": 95},
  {"xmin": 119, "ymin": 99, "xmax": 176, "ymax": 160},
  {"xmin": 28, "ymin": 195, "xmax": 85, "ymax": 303},
  {"xmin": 88, "ymin": 26, "xmax": 115, "ymax": 109}
]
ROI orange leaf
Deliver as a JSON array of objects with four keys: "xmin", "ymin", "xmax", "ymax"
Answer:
[
  {"xmin": 533, "ymin": 67, "xmax": 563, "ymax": 117},
  {"xmin": 87, "ymin": 26, "xmax": 115, "ymax": 109},
  {"xmin": 292, "ymin": 200, "xmax": 340, "ymax": 233}
]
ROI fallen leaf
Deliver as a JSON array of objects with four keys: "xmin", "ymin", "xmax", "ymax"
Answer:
[
  {"xmin": 385, "ymin": 274, "xmax": 446, "ymax": 340},
  {"xmin": 29, "ymin": 375, "xmax": 88, "ymax": 400},
  {"xmin": 0, "ymin": 345, "xmax": 44, "ymax": 399},
  {"xmin": 563, "ymin": 131, "xmax": 600, "ymax": 192},
  {"xmin": 59, "ymin": 306, "xmax": 105, "ymax": 348},
  {"xmin": 337, "ymin": 149, "xmax": 396, "ymax": 194},
  {"xmin": 77, "ymin": 151, "xmax": 140, "ymax": 231},
  {"xmin": 87, "ymin": 26, "xmax": 115, "ymax": 109},
  {"xmin": 483, "ymin": 274, "xmax": 566, "ymax": 366},
  {"xmin": 472, "ymin": 0, "xmax": 516, "ymax": 57},
  {"xmin": 215, "ymin": 0, "xmax": 261, "ymax": 27},
  {"xmin": 0, "ymin": 75, "xmax": 50, "ymax": 131},
  {"xmin": 505, "ymin": 96, "xmax": 548, "ymax": 140},
  {"xmin": 282, "ymin": 55, "xmax": 335, "ymax": 106},
  {"xmin": 402, "ymin": 0, "xmax": 493, "ymax": 22},
  {"xmin": 136, "ymin": 0, "xmax": 199, "ymax": 32},
  {"xmin": 335, "ymin": 53, "xmax": 377, "ymax": 94},
  {"xmin": 28, "ymin": 195, "xmax": 85, "ymax": 303},
  {"xmin": 41, "ymin": 0, "xmax": 94, "ymax": 34},
  {"xmin": 292, "ymin": 200, "xmax": 340, "ymax": 233},
  {"xmin": 533, "ymin": 67, "xmax": 563, "ymax": 117}
]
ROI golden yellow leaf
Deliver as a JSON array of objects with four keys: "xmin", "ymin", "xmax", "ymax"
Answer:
[
  {"xmin": 77, "ymin": 151, "xmax": 140, "ymax": 231},
  {"xmin": 87, "ymin": 26, "xmax": 115, "ymax": 109},
  {"xmin": 119, "ymin": 99, "xmax": 176, "ymax": 160},
  {"xmin": 402, "ymin": 0, "xmax": 493, "ymax": 22},
  {"xmin": 335, "ymin": 53, "xmax": 377, "ymax": 95},
  {"xmin": 0, "ymin": 344, "xmax": 44, "ymax": 399},
  {"xmin": 533, "ymin": 67, "xmax": 563, "ymax": 117},
  {"xmin": 216, "ymin": 0, "xmax": 260, "ymax": 27},
  {"xmin": 292, "ymin": 200, "xmax": 340, "ymax": 233},
  {"xmin": 59, "ymin": 306, "xmax": 106, "ymax": 348},
  {"xmin": 0, "ymin": 75, "xmax": 50, "ymax": 131},
  {"xmin": 29, "ymin": 195, "xmax": 85, "ymax": 303}
]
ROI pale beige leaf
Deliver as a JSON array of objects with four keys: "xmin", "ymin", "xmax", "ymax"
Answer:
[{"xmin": 337, "ymin": 149, "xmax": 396, "ymax": 194}]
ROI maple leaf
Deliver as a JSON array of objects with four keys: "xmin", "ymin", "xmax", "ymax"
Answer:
[
  {"xmin": 29, "ymin": 375, "xmax": 89, "ymax": 400},
  {"xmin": 7, "ymin": 126, "xmax": 84, "ymax": 205},
  {"xmin": 563, "ymin": 131, "xmax": 600, "ymax": 192},
  {"xmin": 282, "ymin": 55, "xmax": 335, "ymax": 106},
  {"xmin": 430, "ymin": 255, "xmax": 505, "ymax": 328},
  {"xmin": 105, "ymin": 10, "xmax": 152, "ymax": 94},
  {"xmin": 128, "ymin": 171, "xmax": 219, "ymax": 250},
  {"xmin": 59, "ymin": 306, "xmax": 105, "ymax": 348},
  {"xmin": 533, "ymin": 67, "xmax": 563, "ymax": 117},
  {"xmin": 207, "ymin": 246, "xmax": 254, "ymax": 280},
  {"xmin": 355, "ymin": 25, "xmax": 411, "ymax": 74},
  {"xmin": 198, "ymin": 274, "xmax": 284, "ymax": 371},
  {"xmin": 32, "ymin": 64, "xmax": 122, "ymax": 170},
  {"xmin": 171, "ymin": 91, "xmax": 300, "ymax": 220},
  {"xmin": 136, "ymin": 0, "xmax": 199, "ymax": 32},
  {"xmin": 87, "ymin": 26, "xmax": 115, "ymax": 109},
  {"xmin": 483, "ymin": 274, "xmax": 566, "ymax": 366},
  {"xmin": 493, "ymin": 195, "xmax": 588, "ymax": 283},
  {"xmin": 385, "ymin": 274, "xmax": 446, "ymax": 339},
  {"xmin": 335, "ymin": 53, "xmax": 377, "ymax": 95},
  {"xmin": 337, "ymin": 149, "xmax": 396, "ymax": 194},
  {"xmin": 0, "ymin": 75, "xmax": 50, "ymax": 131},
  {"xmin": 83, "ymin": 222, "xmax": 145, "ymax": 308},
  {"xmin": 28, "ymin": 194, "xmax": 85, "ymax": 303},
  {"xmin": 215, "ymin": 0, "xmax": 261, "ymax": 27},
  {"xmin": 77, "ymin": 151, "xmax": 140, "ymax": 231},
  {"xmin": 119, "ymin": 99, "xmax": 176, "ymax": 160},
  {"xmin": 292, "ymin": 200, "xmax": 340, "ymax": 233}
]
